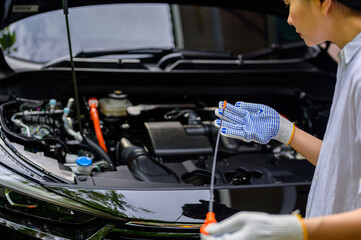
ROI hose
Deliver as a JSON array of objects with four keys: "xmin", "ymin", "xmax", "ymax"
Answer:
[
  {"xmin": 83, "ymin": 135, "xmax": 115, "ymax": 171},
  {"xmin": 88, "ymin": 99, "xmax": 107, "ymax": 152}
]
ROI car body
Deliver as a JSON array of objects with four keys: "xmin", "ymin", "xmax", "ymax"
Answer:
[{"xmin": 0, "ymin": 0, "xmax": 337, "ymax": 239}]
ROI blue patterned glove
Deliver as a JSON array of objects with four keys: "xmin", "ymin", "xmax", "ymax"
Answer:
[{"xmin": 214, "ymin": 101, "xmax": 295, "ymax": 145}]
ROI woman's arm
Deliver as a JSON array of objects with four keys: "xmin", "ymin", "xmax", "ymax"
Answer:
[
  {"xmin": 289, "ymin": 127, "xmax": 323, "ymax": 166},
  {"xmin": 305, "ymin": 208, "xmax": 361, "ymax": 240}
]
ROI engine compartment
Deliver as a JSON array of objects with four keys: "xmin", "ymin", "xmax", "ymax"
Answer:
[{"xmin": 0, "ymin": 89, "xmax": 319, "ymax": 187}]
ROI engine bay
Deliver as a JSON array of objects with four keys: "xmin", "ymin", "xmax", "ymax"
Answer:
[{"xmin": 0, "ymin": 90, "xmax": 318, "ymax": 187}]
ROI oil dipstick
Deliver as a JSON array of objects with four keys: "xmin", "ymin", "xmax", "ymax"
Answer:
[{"xmin": 200, "ymin": 100, "xmax": 227, "ymax": 235}]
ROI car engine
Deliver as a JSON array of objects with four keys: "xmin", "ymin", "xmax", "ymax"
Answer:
[{"xmin": 0, "ymin": 89, "xmax": 319, "ymax": 186}]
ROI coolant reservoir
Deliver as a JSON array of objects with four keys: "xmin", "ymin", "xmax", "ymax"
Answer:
[
  {"xmin": 99, "ymin": 91, "xmax": 132, "ymax": 117},
  {"xmin": 76, "ymin": 156, "xmax": 93, "ymax": 175}
]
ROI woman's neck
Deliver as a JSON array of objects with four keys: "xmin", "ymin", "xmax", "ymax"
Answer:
[{"xmin": 330, "ymin": 9, "xmax": 361, "ymax": 49}]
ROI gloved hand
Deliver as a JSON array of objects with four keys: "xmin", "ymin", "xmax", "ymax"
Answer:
[
  {"xmin": 214, "ymin": 101, "xmax": 295, "ymax": 145},
  {"xmin": 201, "ymin": 211, "xmax": 307, "ymax": 240}
]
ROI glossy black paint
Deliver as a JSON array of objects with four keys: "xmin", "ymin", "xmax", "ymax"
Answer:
[{"xmin": 44, "ymin": 182, "xmax": 311, "ymax": 223}]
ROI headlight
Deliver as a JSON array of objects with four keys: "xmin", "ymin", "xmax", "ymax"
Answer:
[{"xmin": 0, "ymin": 188, "xmax": 95, "ymax": 223}]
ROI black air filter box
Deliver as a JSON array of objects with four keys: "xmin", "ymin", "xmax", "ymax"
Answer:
[{"xmin": 145, "ymin": 121, "xmax": 212, "ymax": 157}]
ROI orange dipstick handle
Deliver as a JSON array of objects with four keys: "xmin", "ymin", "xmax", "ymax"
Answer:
[
  {"xmin": 88, "ymin": 98, "xmax": 107, "ymax": 152},
  {"xmin": 200, "ymin": 212, "xmax": 217, "ymax": 235},
  {"xmin": 223, "ymin": 100, "xmax": 227, "ymax": 110}
]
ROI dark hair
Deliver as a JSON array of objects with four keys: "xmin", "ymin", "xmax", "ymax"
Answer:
[{"xmin": 335, "ymin": 0, "xmax": 361, "ymax": 12}]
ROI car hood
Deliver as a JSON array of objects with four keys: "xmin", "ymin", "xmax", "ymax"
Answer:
[
  {"xmin": 44, "ymin": 182, "xmax": 311, "ymax": 223},
  {"xmin": 1, "ymin": 0, "xmax": 287, "ymax": 29}
]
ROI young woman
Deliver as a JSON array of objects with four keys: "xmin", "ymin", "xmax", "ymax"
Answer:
[{"xmin": 202, "ymin": 0, "xmax": 361, "ymax": 239}]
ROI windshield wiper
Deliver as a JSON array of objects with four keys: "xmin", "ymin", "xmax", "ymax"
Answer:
[
  {"xmin": 75, "ymin": 47, "xmax": 231, "ymax": 62},
  {"xmin": 237, "ymin": 41, "xmax": 312, "ymax": 61},
  {"xmin": 74, "ymin": 47, "xmax": 174, "ymax": 58},
  {"xmin": 156, "ymin": 50, "xmax": 231, "ymax": 69},
  {"xmin": 44, "ymin": 48, "xmax": 232, "ymax": 70},
  {"xmin": 74, "ymin": 48, "xmax": 232, "ymax": 69}
]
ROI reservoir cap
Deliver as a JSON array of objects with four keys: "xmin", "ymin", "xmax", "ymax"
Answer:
[{"xmin": 76, "ymin": 156, "xmax": 92, "ymax": 166}]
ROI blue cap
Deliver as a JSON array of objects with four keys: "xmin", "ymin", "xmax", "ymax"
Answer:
[
  {"xmin": 76, "ymin": 156, "xmax": 92, "ymax": 166},
  {"xmin": 50, "ymin": 99, "xmax": 57, "ymax": 105},
  {"xmin": 63, "ymin": 107, "xmax": 70, "ymax": 114}
]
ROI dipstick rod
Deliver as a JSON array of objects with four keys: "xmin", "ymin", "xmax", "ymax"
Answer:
[
  {"xmin": 209, "ymin": 100, "xmax": 226, "ymax": 213},
  {"xmin": 200, "ymin": 100, "xmax": 227, "ymax": 235}
]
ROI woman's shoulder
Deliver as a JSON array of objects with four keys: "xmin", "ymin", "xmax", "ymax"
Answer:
[{"xmin": 347, "ymin": 48, "xmax": 361, "ymax": 78}]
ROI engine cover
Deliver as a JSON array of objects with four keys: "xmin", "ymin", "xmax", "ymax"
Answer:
[{"xmin": 145, "ymin": 121, "xmax": 213, "ymax": 157}]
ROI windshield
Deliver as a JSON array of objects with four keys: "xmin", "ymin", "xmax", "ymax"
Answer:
[
  {"xmin": 4, "ymin": 3, "xmax": 175, "ymax": 63},
  {"xmin": 1, "ymin": 3, "xmax": 301, "ymax": 63}
]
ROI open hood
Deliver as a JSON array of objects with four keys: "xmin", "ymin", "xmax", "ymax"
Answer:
[{"xmin": 1, "ymin": 0, "xmax": 288, "ymax": 29}]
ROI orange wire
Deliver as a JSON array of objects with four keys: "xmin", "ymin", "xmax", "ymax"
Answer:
[{"xmin": 90, "ymin": 102, "xmax": 107, "ymax": 152}]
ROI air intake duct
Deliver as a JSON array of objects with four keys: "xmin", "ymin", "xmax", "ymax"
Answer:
[{"xmin": 118, "ymin": 138, "xmax": 179, "ymax": 183}]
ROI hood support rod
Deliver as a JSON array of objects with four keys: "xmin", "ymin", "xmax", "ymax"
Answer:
[
  {"xmin": 61, "ymin": 0, "xmax": 83, "ymax": 135},
  {"xmin": 61, "ymin": 1, "xmax": 116, "ymax": 171}
]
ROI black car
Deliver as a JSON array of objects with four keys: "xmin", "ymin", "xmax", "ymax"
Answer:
[{"xmin": 0, "ymin": 0, "xmax": 337, "ymax": 239}]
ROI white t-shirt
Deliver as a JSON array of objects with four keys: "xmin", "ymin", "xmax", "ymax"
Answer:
[{"xmin": 306, "ymin": 32, "xmax": 361, "ymax": 218}]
